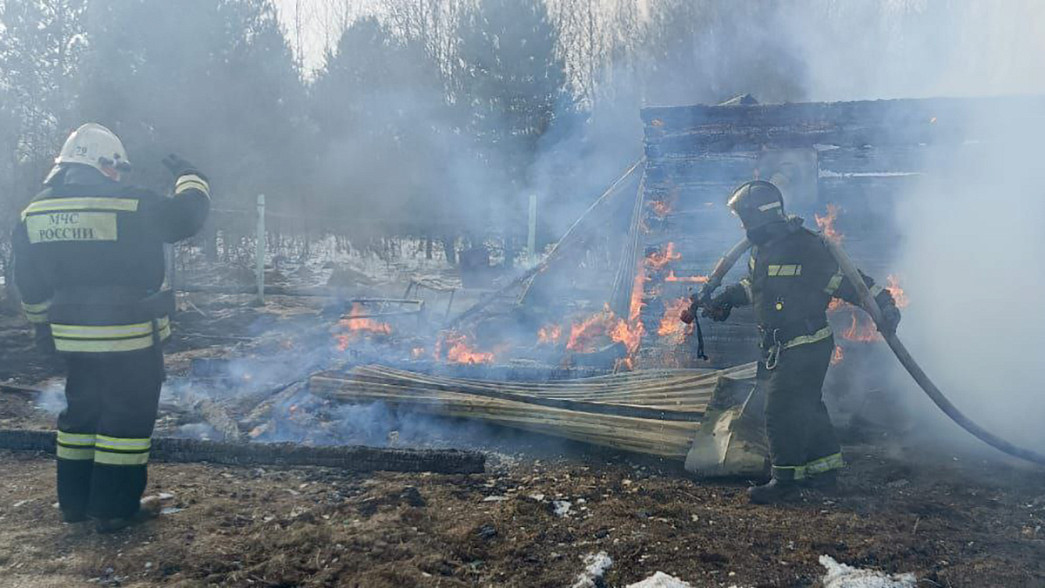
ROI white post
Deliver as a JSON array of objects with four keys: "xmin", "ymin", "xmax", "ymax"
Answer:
[
  {"xmin": 256, "ymin": 194, "xmax": 266, "ymax": 305},
  {"xmin": 527, "ymin": 193, "xmax": 538, "ymax": 263},
  {"xmin": 164, "ymin": 244, "xmax": 175, "ymax": 290}
]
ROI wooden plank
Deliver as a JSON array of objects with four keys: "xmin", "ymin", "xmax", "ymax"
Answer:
[
  {"xmin": 309, "ymin": 364, "xmax": 758, "ymax": 458},
  {"xmin": 817, "ymin": 145, "xmax": 930, "ymax": 175}
]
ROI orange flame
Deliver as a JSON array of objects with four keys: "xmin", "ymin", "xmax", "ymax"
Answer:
[
  {"xmin": 564, "ymin": 305, "xmax": 643, "ymax": 356},
  {"xmin": 657, "ymin": 297, "xmax": 694, "ymax": 344},
  {"xmin": 815, "ymin": 204, "xmax": 843, "ymax": 244},
  {"xmin": 645, "ymin": 242, "xmax": 681, "ymax": 271},
  {"xmin": 665, "ymin": 270, "xmax": 709, "ymax": 284},
  {"xmin": 629, "ymin": 264, "xmax": 647, "ymax": 324},
  {"xmin": 843, "ymin": 312, "xmax": 882, "ymax": 342},
  {"xmin": 567, "ymin": 255, "xmax": 650, "ymax": 366},
  {"xmin": 336, "ymin": 303, "xmax": 393, "ymax": 350},
  {"xmin": 831, "ymin": 345, "xmax": 844, "ymax": 365},
  {"xmin": 411, "ymin": 346, "xmax": 425, "ymax": 359},
  {"xmin": 537, "ymin": 324, "xmax": 562, "ymax": 345},
  {"xmin": 435, "ymin": 331, "xmax": 494, "ymax": 364},
  {"xmin": 621, "ymin": 259, "xmax": 648, "ymax": 354},
  {"xmin": 565, "ymin": 306, "xmax": 618, "ymax": 352},
  {"xmin": 649, "ymin": 200, "xmax": 673, "ymax": 219},
  {"xmin": 886, "ymin": 274, "xmax": 909, "ymax": 308},
  {"xmin": 611, "ymin": 318, "xmax": 643, "ymax": 355}
]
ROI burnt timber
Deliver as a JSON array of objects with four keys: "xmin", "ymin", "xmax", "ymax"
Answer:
[{"xmin": 0, "ymin": 429, "xmax": 486, "ymax": 474}]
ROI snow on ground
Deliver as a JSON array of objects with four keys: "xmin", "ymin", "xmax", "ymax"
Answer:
[
  {"xmin": 820, "ymin": 555, "xmax": 917, "ymax": 588},
  {"xmin": 571, "ymin": 551, "xmax": 613, "ymax": 588},
  {"xmin": 626, "ymin": 571, "xmax": 694, "ymax": 587}
]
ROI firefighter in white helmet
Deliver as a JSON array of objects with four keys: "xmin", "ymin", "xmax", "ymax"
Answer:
[{"xmin": 13, "ymin": 123, "xmax": 210, "ymax": 531}]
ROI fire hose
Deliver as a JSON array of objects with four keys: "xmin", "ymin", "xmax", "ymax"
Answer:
[
  {"xmin": 689, "ymin": 238, "xmax": 754, "ymax": 360},
  {"xmin": 696, "ymin": 236, "xmax": 1045, "ymax": 467}
]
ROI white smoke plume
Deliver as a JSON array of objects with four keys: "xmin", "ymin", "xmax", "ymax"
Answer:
[{"xmin": 787, "ymin": 1, "xmax": 1045, "ymax": 452}]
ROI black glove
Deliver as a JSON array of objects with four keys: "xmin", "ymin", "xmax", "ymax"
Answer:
[
  {"xmin": 874, "ymin": 289, "xmax": 901, "ymax": 334},
  {"xmin": 701, "ymin": 295, "xmax": 733, "ymax": 322},
  {"xmin": 33, "ymin": 325, "xmax": 56, "ymax": 356},
  {"xmin": 162, "ymin": 153, "xmax": 206, "ymax": 180}
]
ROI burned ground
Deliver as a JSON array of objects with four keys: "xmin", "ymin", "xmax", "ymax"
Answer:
[{"xmin": 0, "ymin": 297, "xmax": 1042, "ymax": 587}]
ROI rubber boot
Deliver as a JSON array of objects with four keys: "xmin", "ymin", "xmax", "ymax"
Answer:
[
  {"xmin": 94, "ymin": 495, "xmax": 163, "ymax": 533},
  {"xmin": 806, "ymin": 470, "xmax": 839, "ymax": 494},
  {"xmin": 61, "ymin": 510, "xmax": 89, "ymax": 524},
  {"xmin": 748, "ymin": 478, "xmax": 801, "ymax": 504}
]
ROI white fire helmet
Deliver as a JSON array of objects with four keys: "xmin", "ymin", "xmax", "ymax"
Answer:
[{"xmin": 53, "ymin": 123, "xmax": 131, "ymax": 180}]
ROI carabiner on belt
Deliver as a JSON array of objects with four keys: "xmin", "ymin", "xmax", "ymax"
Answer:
[{"xmin": 764, "ymin": 328, "xmax": 782, "ymax": 371}]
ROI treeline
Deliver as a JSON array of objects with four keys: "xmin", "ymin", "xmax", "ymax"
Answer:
[
  {"xmin": 0, "ymin": 0, "xmax": 825, "ymax": 244},
  {"xmin": 4, "ymin": 0, "xmax": 964, "ymax": 264}
]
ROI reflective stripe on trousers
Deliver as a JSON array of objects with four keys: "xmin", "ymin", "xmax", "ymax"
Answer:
[
  {"xmin": 56, "ymin": 430, "xmax": 150, "ymax": 465},
  {"xmin": 94, "ymin": 435, "xmax": 150, "ymax": 465},
  {"xmin": 22, "ymin": 300, "xmax": 52, "ymax": 324},
  {"xmin": 771, "ymin": 452, "xmax": 844, "ymax": 481},
  {"xmin": 56, "ymin": 430, "xmax": 96, "ymax": 461}
]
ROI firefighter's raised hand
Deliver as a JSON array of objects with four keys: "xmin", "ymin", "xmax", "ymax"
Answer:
[
  {"xmin": 680, "ymin": 307, "xmax": 695, "ymax": 324},
  {"xmin": 161, "ymin": 153, "xmax": 204, "ymax": 179}
]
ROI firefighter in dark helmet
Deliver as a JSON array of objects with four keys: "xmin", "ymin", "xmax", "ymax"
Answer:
[
  {"xmin": 13, "ymin": 123, "xmax": 209, "ymax": 531},
  {"xmin": 683, "ymin": 180, "xmax": 901, "ymax": 503}
]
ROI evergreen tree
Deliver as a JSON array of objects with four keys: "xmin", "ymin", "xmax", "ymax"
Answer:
[
  {"xmin": 77, "ymin": 0, "xmax": 308, "ymax": 215},
  {"xmin": 310, "ymin": 17, "xmax": 471, "ymax": 236},
  {"xmin": 456, "ymin": 0, "xmax": 568, "ymax": 190}
]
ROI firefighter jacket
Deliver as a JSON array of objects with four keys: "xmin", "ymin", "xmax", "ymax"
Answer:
[
  {"xmin": 717, "ymin": 218, "xmax": 885, "ymax": 350},
  {"xmin": 13, "ymin": 169, "xmax": 210, "ymax": 353}
]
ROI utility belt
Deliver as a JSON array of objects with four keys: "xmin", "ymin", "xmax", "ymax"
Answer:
[
  {"xmin": 47, "ymin": 287, "xmax": 175, "ymax": 354},
  {"xmin": 758, "ymin": 317, "xmax": 832, "ymax": 371}
]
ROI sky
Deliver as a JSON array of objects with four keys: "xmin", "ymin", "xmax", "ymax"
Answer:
[{"xmin": 272, "ymin": 0, "xmax": 376, "ymax": 73}]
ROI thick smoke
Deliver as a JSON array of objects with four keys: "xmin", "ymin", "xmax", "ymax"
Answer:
[
  {"xmin": 780, "ymin": 1, "xmax": 1045, "ymax": 453},
  {"xmin": 892, "ymin": 108, "xmax": 1045, "ymax": 452}
]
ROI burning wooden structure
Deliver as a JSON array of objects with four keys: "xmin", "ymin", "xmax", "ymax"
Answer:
[
  {"xmin": 105, "ymin": 95, "xmax": 1045, "ymax": 479},
  {"xmin": 610, "ymin": 95, "xmax": 1041, "ymax": 371},
  {"xmin": 310, "ymin": 95, "xmax": 1045, "ymax": 474},
  {"xmin": 453, "ymin": 95, "xmax": 1040, "ymax": 372}
]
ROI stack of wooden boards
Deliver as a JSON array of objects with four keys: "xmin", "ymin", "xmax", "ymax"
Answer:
[{"xmin": 308, "ymin": 363, "xmax": 757, "ymax": 458}]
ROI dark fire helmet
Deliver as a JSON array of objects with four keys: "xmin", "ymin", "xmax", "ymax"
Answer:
[{"xmin": 726, "ymin": 180, "xmax": 786, "ymax": 231}]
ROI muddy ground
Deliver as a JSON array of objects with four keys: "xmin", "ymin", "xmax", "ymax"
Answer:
[{"xmin": 0, "ymin": 295, "xmax": 1043, "ymax": 587}]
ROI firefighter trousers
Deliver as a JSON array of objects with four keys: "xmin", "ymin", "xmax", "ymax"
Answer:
[
  {"xmin": 56, "ymin": 348, "xmax": 164, "ymax": 520},
  {"xmin": 761, "ymin": 335, "xmax": 842, "ymax": 481}
]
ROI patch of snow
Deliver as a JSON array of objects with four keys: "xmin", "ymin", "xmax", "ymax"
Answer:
[
  {"xmin": 552, "ymin": 499, "xmax": 572, "ymax": 517},
  {"xmin": 820, "ymin": 555, "xmax": 916, "ymax": 588},
  {"xmin": 626, "ymin": 571, "xmax": 693, "ymax": 588},
  {"xmin": 572, "ymin": 551, "xmax": 613, "ymax": 588}
]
